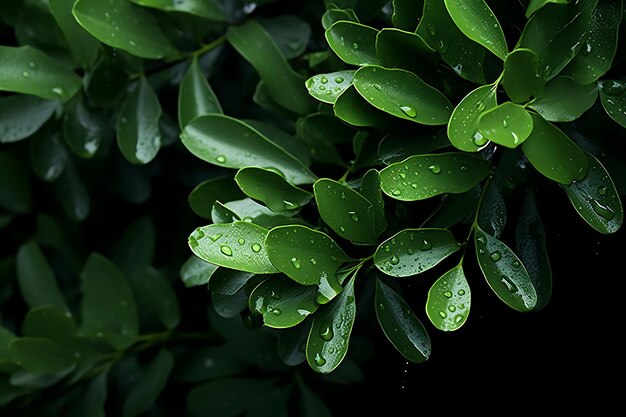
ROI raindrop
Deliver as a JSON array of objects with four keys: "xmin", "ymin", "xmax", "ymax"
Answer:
[
  {"xmin": 373, "ymin": 84, "xmax": 382, "ymax": 90},
  {"xmin": 591, "ymin": 199, "xmax": 616, "ymax": 220},
  {"xmin": 251, "ymin": 243, "xmax": 261, "ymax": 253},
  {"xmin": 428, "ymin": 164, "xmax": 441, "ymax": 174},
  {"xmin": 400, "ymin": 105, "xmax": 417, "ymax": 118},
  {"xmin": 284, "ymin": 200, "xmax": 298, "ymax": 209},
  {"xmin": 352, "ymin": 42, "xmax": 359, "ymax": 49},
  {"xmin": 419, "ymin": 240, "xmax": 432, "ymax": 251},
  {"xmin": 208, "ymin": 233, "xmax": 221, "ymax": 242},
  {"xmin": 454, "ymin": 314, "xmax": 464, "ymax": 323},
  {"xmin": 392, "ymin": 189, "xmax": 401, "ymax": 196},
  {"xmin": 502, "ymin": 119, "xmax": 508, "ymax": 128},
  {"xmin": 216, "ymin": 155, "xmax": 227, "ymax": 163},
  {"xmin": 473, "ymin": 131, "xmax": 488, "ymax": 146},
  {"xmin": 220, "ymin": 245, "xmax": 233, "ymax": 256},
  {"xmin": 581, "ymin": 42, "xmax": 592, "ymax": 56},
  {"xmin": 490, "ymin": 251, "xmax": 502, "ymax": 262},
  {"xmin": 310, "ymin": 258, "xmax": 317, "ymax": 265},
  {"xmin": 271, "ymin": 308, "xmax": 282, "ymax": 316},
  {"xmin": 314, "ymin": 353, "xmax": 326, "ymax": 366},
  {"xmin": 320, "ymin": 323, "xmax": 334, "ymax": 341},
  {"xmin": 384, "ymin": 245, "xmax": 390, "ymax": 252},
  {"xmin": 501, "ymin": 276, "xmax": 518, "ymax": 293},
  {"xmin": 603, "ymin": 81, "xmax": 626, "ymax": 96},
  {"xmin": 457, "ymin": 289, "xmax": 466, "ymax": 296},
  {"xmin": 348, "ymin": 211, "xmax": 359, "ymax": 222},
  {"xmin": 22, "ymin": 71, "xmax": 29, "ymax": 78},
  {"xmin": 427, "ymin": 24, "xmax": 436, "ymax": 36},
  {"xmin": 390, "ymin": 254, "xmax": 400, "ymax": 265},
  {"xmin": 443, "ymin": 291, "xmax": 452, "ymax": 299},
  {"xmin": 477, "ymin": 235, "xmax": 486, "ymax": 244},
  {"xmin": 189, "ymin": 237, "xmax": 199, "ymax": 249},
  {"xmin": 321, "ymin": 77, "xmax": 329, "ymax": 84},
  {"xmin": 410, "ymin": 183, "xmax": 418, "ymax": 189},
  {"xmin": 438, "ymin": 311, "xmax": 447, "ymax": 318},
  {"xmin": 448, "ymin": 305, "xmax": 456, "ymax": 312},
  {"xmin": 270, "ymin": 291, "xmax": 281, "ymax": 300},
  {"xmin": 28, "ymin": 62, "xmax": 37, "ymax": 69},
  {"xmin": 339, "ymin": 226, "xmax": 345, "ymax": 232},
  {"xmin": 335, "ymin": 77, "xmax": 344, "ymax": 83},
  {"xmin": 399, "ymin": 172, "xmax": 406, "ymax": 179},
  {"xmin": 597, "ymin": 185, "xmax": 608, "ymax": 196},
  {"xmin": 237, "ymin": 238, "xmax": 245, "ymax": 245},
  {"xmin": 291, "ymin": 258, "xmax": 301, "ymax": 269},
  {"xmin": 512, "ymin": 260, "xmax": 521, "ymax": 268},
  {"xmin": 460, "ymin": 165, "xmax": 469, "ymax": 172}
]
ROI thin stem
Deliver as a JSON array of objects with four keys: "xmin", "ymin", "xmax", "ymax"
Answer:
[
  {"xmin": 462, "ymin": 174, "xmax": 495, "ymax": 246},
  {"xmin": 187, "ymin": 35, "xmax": 227, "ymax": 59}
]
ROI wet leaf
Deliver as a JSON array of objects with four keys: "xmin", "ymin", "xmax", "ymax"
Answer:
[
  {"xmin": 306, "ymin": 70, "xmax": 355, "ymax": 104},
  {"xmin": 325, "ymin": 21, "xmax": 380, "ymax": 66},
  {"xmin": 375, "ymin": 28, "xmax": 436, "ymax": 76},
  {"xmin": 30, "ymin": 132, "xmax": 67, "ymax": 182},
  {"xmin": 477, "ymin": 102, "xmax": 534, "ymax": 148},
  {"xmin": 502, "ymin": 49, "xmax": 545, "ymax": 104},
  {"xmin": 178, "ymin": 57, "xmax": 222, "ymax": 129},
  {"xmin": 598, "ymin": 80, "xmax": 626, "ymax": 128},
  {"xmin": 49, "ymin": 0, "xmax": 99, "ymax": 67},
  {"xmin": 392, "ymin": 0, "xmax": 424, "ymax": 31},
  {"xmin": 333, "ymin": 85, "xmax": 391, "ymax": 128},
  {"xmin": 322, "ymin": 8, "xmax": 358, "ymax": 31},
  {"xmin": 236, "ymin": 167, "xmax": 313, "ymax": 213},
  {"xmin": 63, "ymin": 97, "xmax": 105, "ymax": 158},
  {"xmin": 448, "ymin": 83, "xmax": 498, "ymax": 151},
  {"xmin": 0, "ymin": 95, "xmax": 56, "ymax": 144},
  {"xmin": 426, "ymin": 265, "xmax": 470, "ymax": 331},
  {"xmin": 379, "ymin": 128, "xmax": 451, "ymax": 163},
  {"xmin": 188, "ymin": 176, "xmax": 245, "ymax": 219},
  {"xmin": 530, "ymin": 76, "xmax": 598, "ymax": 122},
  {"xmin": 209, "ymin": 268, "xmax": 254, "ymax": 296},
  {"xmin": 261, "ymin": 15, "xmax": 311, "ymax": 59},
  {"xmin": 477, "ymin": 182, "xmax": 507, "ymax": 239}
]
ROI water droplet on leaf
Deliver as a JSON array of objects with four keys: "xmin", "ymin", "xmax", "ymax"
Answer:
[
  {"xmin": 216, "ymin": 155, "xmax": 227, "ymax": 163},
  {"xmin": 443, "ymin": 291, "xmax": 452, "ymax": 298},
  {"xmin": 428, "ymin": 164, "xmax": 441, "ymax": 174},
  {"xmin": 220, "ymin": 245, "xmax": 233, "ymax": 256},
  {"xmin": 390, "ymin": 254, "xmax": 400, "ymax": 265},
  {"xmin": 591, "ymin": 199, "xmax": 616, "ymax": 220},
  {"xmin": 291, "ymin": 258, "xmax": 301, "ymax": 269},
  {"xmin": 251, "ymin": 243, "xmax": 261, "ymax": 252},
  {"xmin": 314, "ymin": 353, "xmax": 326, "ymax": 366},
  {"xmin": 400, "ymin": 105, "xmax": 417, "ymax": 118},
  {"xmin": 490, "ymin": 251, "xmax": 502, "ymax": 262}
]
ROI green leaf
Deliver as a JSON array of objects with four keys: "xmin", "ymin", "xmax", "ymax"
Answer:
[
  {"xmin": 0, "ymin": 46, "xmax": 81, "ymax": 101},
  {"xmin": 0, "ymin": 95, "xmax": 56, "ymax": 144},
  {"xmin": 22, "ymin": 306, "xmax": 77, "ymax": 346},
  {"xmin": 426, "ymin": 264, "xmax": 471, "ymax": 331},
  {"xmin": 322, "ymin": 8, "xmax": 359, "ymax": 30},
  {"xmin": 306, "ymin": 71, "xmax": 355, "ymax": 105},
  {"xmin": 521, "ymin": 113, "xmax": 588, "ymax": 184},
  {"xmin": 16, "ymin": 242, "xmax": 69, "ymax": 314},
  {"xmin": 380, "ymin": 129, "xmax": 450, "ymax": 166},
  {"xmin": 85, "ymin": 49, "xmax": 129, "ymax": 108},
  {"xmin": 63, "ymin": 97, "xmax": 105, "ymax": 158},
  {"xmin": 181, "ymin": 115, "xmax": 317, "ymax": 185},
  {"xmin": 249, "ymin": 275, "xmax": 319, "ymax": 328},
  {"xmin": 221, "ymin": 198, "xmax": 299, "ymax": 229},
  {"xmin": 416, "ymin": 0, "xmax": 486, "ymax": 84},
  {"xmin": 178, "ymin": 57, "xmax": 222, "ymax": 129},
  {"xmin": 187, "ymin": 379, "xmax": 268, "ymax": 417},
  {"xmin": 375, "ymin": 277, "xmax": 431, "ymax": 362},
  {"xmin": 180, "ymin": 255, "xmax": 218, "ymax": 288},
  {"xmin": 111, "ymin": 217, "xmax": 155, "ymax": 278},
  {"xmin": 314, "ymin": 179, "xmax": 378, "ymax": 244},
  {"xmin": 475, "ymin": 227, "xmax": 537, "ymax": 312},
  {"xmin": 73, "ymin": 0, "xmax": 178, "ymax": 59},
  {"xmin": 598, "ymin": 80, "xmax": 626, "ymax": 128},
  {"xmin": 375, "ymin": 28, "xmax": 436, "ymax": 76},
  {"xmin": 80, "ymin": 254, "xmax": 138, "ymax": 350},
  {"xmin": 188, "ymin": 176, "xmax": 245, "ymax": 220},
  {"xmin": 502, "ymin": 49, "xmax": 545, "ymax": 104},
  {"xmin": 54, "ymin": 163, "xmax": 90, "ymax": 222},
  {"xmin": 173, "ymin": 346, "xmax": 245, "ymax": 382},
  {"xmin": 565, "ymin": 153, "xmax": 623, "ymax": 234},
  {"xmin": 123, "ymin": 349, "xmax": 173, "ymax": 417},
  {"xmin": 30, "ymin": 131, "xmax": 67, "ymax": 182},
  {"xmin": 0, "ymin": 151, "xmax": 32, "ymax": 214},
  {"xmin": 447, "ymin": 83, "xmax": 498, "ymax": 151},
  {"xmin": 211, "ymin": 269, "xmax": 254, "ymax": 296},
  {"xmin": 130, "ymin": 267, "xmax": 180, "ymax": 330},
  {"xmin": 117, "ymin": 78, "xmax": 162, "ymax": 165},
  {"xmin": 477, "ymin": 102, "xmax": 534, "ymax": 148},
  {"xmin": 561, "ymin": 0, "xmax": 623, "ymax": 84},
  {"xmin": 212, "ymin": 289, "xmax": 249, "ymax": 319},
  {"xmin": 374, "ymin": 228, "xmax": 460, "ymax": 277},
  {"xmin": 392, "ymin": 0, "xmax": 424, "ymax": 31},
  {"xmin": 266, "ymin": 225, "xmax": 353, "ymax": 302},
  {"xmin": 189, "ymin": 221, "xmax": 278, "ymax": 274},
  {"xmin": 379, "ymin": 153, "xmax": 491, "ymax": 201},
  {"xmin": 519, "ymin": 0, "xmax": 596, "ymax": 80},
  {"xmin": 67, "ymin": 371, "xmax": 108, "ymax": 417},
  {"xmin": 529, "ymin": 76, "xmax": 598, "ymax": 122},
  {"xmin": 477, "ymin": 182, "xmax": 506, "ymax": 239},
  {"xmin": 325, "ymin": 21, "xmax": 381, "ymax": 66},
  {"xmin": 277, "ymin": 324, "xmax": 309, "ymax": 366},
  {"xmin": 227, "ymin": 20, "xmax": 315, "ymax": 115},
  {"xmin": 353, "ymin": 66, "xmax": 452, "ymax": 125},
  {"xmin": 130, "ymin": 0, "xmax": 226, "ymax": 20},
  {"xmin": 261, "ymin": 15, "xmax": 311, "ymax": 59},
  {"xmin": 236, "ymin": 167, "xmax": 313, "ymax": 212},
  {"xmin": 333, "ymin": 85, "xmax": 391, "ymax": 128},
  {"xmin": 306, "ymin": 275, "xmax": 356, "ymax": 373},
  {"xmin": 49, "ymin": 0, "xmax": 99, "ymax": 67},
  {"xmin": 296, "ymin": 113, "xmax": 353, "ymax": 146},
  {"xmin": 10, "ymin": 338, "xmax": 74, "ymax": 374},
  {"xmin": 515, "ymin": 190, "xmax": 552, "ymax": 310},
  {"xmin": 425, "ymin": 187, "xmax": 480, "ymax": 228},
  {"xmin": 444, "ymin": 0, "xmax": 508, "ymax": 60},
  {"xmin": 526, "ymin": 0, "xmax": 571, "ymax": 17},
  {"xmin": 360, "ymin": 169, "xmax": 387, "ymax": 236}
]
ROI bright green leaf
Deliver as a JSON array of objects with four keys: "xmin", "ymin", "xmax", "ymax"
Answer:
[
  {"xmin": 502, "ymin": 49, "xmax": 545, "ymax": 103},
  {"xmin": 426, "ymin": 265, "xmax": 470, "ymax": 331},
  {"xmin": 122, "ymin": 349, "xmax": 173, "ymax": 417},
  {"xmin": 130, "ymin": 0, "xmax": 227, "ymax": 20},
  {"xmin": 598, "ymin": 80, "xmax": 626, "ymax": 128},
  {"xmin": 306, "ymin": 70, "xmax": 355, "ymax": 105},
  {"xmin": 447, "ymin": 83, "xmax": 498, "ymax": 151},
  {"xmin": 333, "ymin": 85, "xmax": 391, "ymax": 128},
  {"xmin": 325, "ymin": 21, "xmax": 381, "ymax": 66},
  {"xmin": 178, "ymin": 57, "xmax": 222, "ymax": 129},
  {"xmin": 10, "ymin": 338, "xmax": 74, "ymax": 374},
  {"xmin": 0, "ymin": 95, "xmax": 56, "ymax": 144},
  {"xmin": 530, "ymin": 76, "xmax": 598, "ymax": 122},
  {"xmin": 236, "ymin": 167, "xmax": 313, "ymax": 213},
  {"xmin": 180, "ymin": 255, "xmax": 218, "ymax": 288},
  {"xmin": 477, "ymin": 102, "xmax": 534, "ymax": 148}
]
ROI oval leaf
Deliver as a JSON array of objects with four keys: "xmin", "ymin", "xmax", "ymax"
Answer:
[
  {"xmin": 63, "ymin": 97, "xmax": 105, "ymax": 158},
  {"xmin": 306, "ymin": 70, "xmax": 355, "ymax": 105},
  {"xmin": 447, "ymin": 83, "xmax": 498, "ymax": 152},
  {"xmin": 188, "ymin": 176, "xmax": 245, "ymax": 219},
  {"xmin": 9, "ymin": 338, "xmax": 74, "ymax": 374},
  {"xmin": 376, "ymin": 277, "xmax": 431, "ymax": 362},
  {"xmin": 374, "ymin": 228, "xmax": 460, "ymax": 277},
  {"xmin": 29, "ymin": 132, "xmax": 67, "ymax": 182},
  {"xmin": 375, "ymin": 28, "xmax": 436, "ymax": 77},
  {"xmin": 477, "ymin": 102, "xmax": 534, "ymax": 148},
  {"xmin": 322, "ymin": 8, "xmax": 359, "ymax": 30},
  {"xmin": 122, "ymin": 349, "xmax": 173, "ymax": 417},
  {"xmin": 502, "ymin": 48, "xmax": 545, "ymax": 104},
  {"xmin": 178, "ymin": 57, "xmax": 222, "ymax": 129},
  {"xmin": 530, "ymin": 76, "xmax": 598, "ymax": 122},
  {"xmin": 426, "ymin": 265, "xmax": 471, "ymax": 331},
  {"xmin": 475, "ymin": 227, "xmax": 537, "ymax": 312},
  {"xmin": 0, "ymin": 95, "xmax": 56, "ymax": 144},
  {"xmin": 526, "ymin": 0, "xmax": 570, "ymax": 17},
  {"xmin": 599, "ymin": 80, "xmax": 626, "ymax": 128},
  {"xmin": 236, "ymin": 167, "xmax": 313, "ymax": 212},
  {"xmin": 189, "ymin": 221, "xmax": 278, "ymax": 274},
  {"xmin": 359, "ymin": 169, "xmax": 387, "ymax": 236},
  {"xmin": 49, "ymin": 0, "xmax": 100, "ymax": 67},
  {"xmin": 180, "ymin": 255, "xmax": 218, "ymax": 288},
  {"xmin": 333, "ymin": 85, "xmax": 391, "ymax": 128},
  {"xmin": 130, "ymin": 0, "xmax": 226, "ymax": 20},
  {"xmin": 380, "ymin": 153, "xmax": 491, "ymax": 201},
  {"xmin": 325, "ymin": 21, "xmax": 381, "ymax": 66}
]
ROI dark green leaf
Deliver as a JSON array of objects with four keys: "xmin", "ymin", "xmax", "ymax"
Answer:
[
  {"xmin": 0, "ymin": 151, "xmax": 32, "ymax": 214},
  {"xmin": 49, "ymin": 0, "xmax": 99, "ymax": 67},
  {"xmin": 392, "ymin": 0, "xmax": 424, "ymax": 31},
  {"xmin": 221, "ymin": 198, "xmax": 299, "ymax": 229},
  {"xmin": 444, "ymin": 0, "xmax": 508, "ymax": 60},
  {"xmin": 0, "ymin": 46, "xmax": 82, "ymax": 101},
  {"xmin": 359, "ymin": 169, "xmax": 387, "ymax": 236},
  {"xmin": 522, "ymin": 113, "xmax": 588, "ymax": 184},
  {"xmin": 10, "ymin": 338, "xmax": 74, "ymax": 374},
  {"xmin": 130, "ymin": 267, "xmax": 180, "ymax": 330},
  {"xmin": 477, "ymin": 182, "xmax": 506, "ymax": 239},
  {"xmin": 85, "ymin": 49, "xmax": 129, "ymax": 108},
  {"xmin": 189, "ymin": 221, "xmax": 278, "ymax": 274},
  {"xmin": 374, "ymin": 228, "xmax": 460, "ymax": 277},
  {"xmin": 565, "ymin": 153, "xmax": 623, "ymax": 234},
  {"xmin": 598, "ymin": 80, "xmax": 626, "ymax": 128},
  {"xmin": 322, "ymin": 8, "xmax": 359, "ymax": 31},
  {"xmin": 212, "ymin": 289, "xmax": 249, "ymax": 319},
  {"xmin": 296, "ymin": 112, "xmax": 353, "ymax": 145},
  {"xmin": 425, "ymin": 187, "xmax": 480, "ymax": 228},
  {"xmin": 448, "ymin": 83, "xmax": 498, "ymax": 151},
  {"xmin": 325, "ymin": 21, "xmax": 381, "ymax": 66},
  {"xmin": 187, "ymin": 379, "xmax": 268, "ymax": 417},
  {"xmin": 477, "ymin": 102, "xmax": 534, "ymax": 148},
  {"xmin": 122, "ymin": 349, "xmax": 173, "ymax": 417},
  {"xmin": 502, "ymin": 49, "xmax": 545, "ymax": 104},
  {"xmin": 277, "ymin": 323, "xmax": 309, "ymax": 366},
  {"xmin": 261, "ymin": 15, "xmax": 311, "ymax": 59},
  {"xmin": 249, "ymin": 275, "xmax": 319, "ymax": 328},
  {"xmin": 475, "ymin": 226, "xmax": 537, "ymax": 312},
  {"xmin": 0, "ymin": 95, "xmax": 56, "ymax": 143},
  {"xmin": 180, "ymin": 255, "xmax": 218, "ymax": 288},
  {"xmin": 181, "ymin": 115, "xmax": 317, "ymax": 185},
  {"xmin": 66, "ymin": 371, "xmax": 108, "ymax": 417},
  {"xmin": 314, "ymin": 179, "xmax": 378, "ymax": 244},
  {"xmin": 63, "ymin": 97, "xmax": 105, "ymax": 158},
  {"xmin": 353, "ymin": 66, "xmax": 452, "ymax": 125},
  {"xmin": 30, "ymin": 131, "xmax": 67, "ymax": 182},
  {"xmin": 306, "ymin": 275, "xmax": 356, "ymax": 373},
  {"xmin": 236, "ymin": 167, "xmax": 313, "ymax": 212},
  {"xmin": 178, "ymin": 57, "xmax": 222, "ymax": 129},
  {"xmin": 526, "ymin": 0, "xmax": 570, "ymax": 17},
  {"xmin": 210, "ymin": 269, "xmax": 254, "ymax": 296},
  {"xmin": 426, "ymin": 265, "xmax": 470, "ymax": 331},
  {"xmin": 130, "ymin": 0, "xmax": 227, "ymax": 20},
  {"xmin": 22, "ymin": 306, "xmax": 76, "ymax": 345},
  {"xmin": 380, "ymin": 153, "xmax": 491, "ymax": 200},
  {"xmin": 80, "ymin": 253, "xmax": 138, "ymax": 349},
  {"xmin": 375, "ymin": 277, "xmax": 431, "ymax": 362},
  {"xmin": 306, "ymin": 70, "xmax": 355, "ymax": 105},
  {"xmin": 73, "ymin": 0, "xmax": 179, "ymax": 59},
  {"xmin": 299, "ymin": 382, "xmax": 332, "ymax": 417},
  {"xmin": 375, "ymin": 28, "xmax": 436, "ymax": 76},
  {"xmin": 333, "ymin": 85, "xmax": 391, "ymax": 128},
  {"xmin": 530, "ymin": 76, "xmax": 598, "ymax": 122},
  {"xmin": 380, "ymin": 128, "xmax": 450, "ymax": 163},
  {"xmin": 117, "ymin": 78, "xmax": 162, "ymax": 165},
  {"xmin": 188, "ymin": 176, "xmax": 245, "ymax": 219},
  {"xmin": 53, "ymin": 163, "xmax": 90, "ymax": 222}
]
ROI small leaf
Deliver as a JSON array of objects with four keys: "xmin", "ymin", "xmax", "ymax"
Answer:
[
  {"xmin": 444, "ymin": 0, "xmax": 508, "ymax": 60},
  {"xmin": 375, "ymin": 28, "xmax": 436, "ymax": 76},
  {"xmin": 296, "ymin": 113, "xmax": 354, "ymax": 146},
  {"xmin": 502, "ymin": 49, "xmax": 545, "ymax": 104},
  {"xmin": 0, "ymin": 46, "xmax": 81, "ymax": 101},
  {"xmin": 73, "ymin": 0, "xmax": 178, "ymax": 59},
  {"xmin": 374, "ymin": 228, "xmax": 460, "ymax": 277},
  {"xmin": 0, "ymin": 95, "xmax": 56, "ymax": 144},
  {"xmin": 333, "ymin": 85, "xmax": 391, "ymax": 128},
  {"xmin": 359, "ymin": 169, "xmax": 387, "ymax": 236},
  {"xmin": 325, "ymin": 21, "xmax": 381, "ymax": 66},
  {"xmin": 266, "ymin": 225, "xmax": 353, "ymax": 302},
  {"xmin": 181, "ymin": 115, "xmax": 317, "ymax": 185},
  {"xmin": 322, "ymin": 8, "xmax": 359, "ymax": 30},
  {"xmin": 353, "ymin": 66, "xmax": 452, "ymax": 125},
  {"xmin": 426, "ymin": 265, "xmax": 471, "ymax": 331},
  {"xmin": 375, "ymin": 277, "xmax": 431, "ymax": 362},
  {"xmin": 80, "ymin": 254, "xmax": 138, "ymax": 350},
  {"xmin": 130, "ymin": 0, "xmax": 227, "ymax": 20},
  {"xmin": 130, "ymin": 267, "xmax": 180, "ymax": 330},
  {"xmin": 63, "ymin": 97, "xmax": 105, "ymax": 158},
  {"xmin": 178, "ymin": 57, "xmax": 222, "ymax": 129},
  {"xmin": 598, "ymin": 80, "xmax": 626, "ymax": 128},
  {"xmin": 475, "ymin": 227, "xmax": 537, "ymax": 312},
  {"xmin": 212, "ymin": 289, "xmax": 249, "ymax": 319},
  {"xmin": 189, "ymin": 221, "xmax": 278, "ymax": 274},
  {"xmin": 306, "ymin": 275, "xmax": 356, "ymax": 373},
  {"xmin": 306, "ymin": 70, "xmax": 355, "ymax": 104},
  {"xmin": 448, "ymin": 83, "xmax": 498, "ymax": 151},
  {"xmin": 530, "ymin": 76, "xmax": 598, "ymax": 122},
  {"xmin": 277, "ymin": 324, "xmax": 310, "ymax": 366},
  {"xmin": 392, "ymin": 0, "xmax": 424, "ymax": 31},
  {"xmin": 227, "ymin": 20, "xmax": 315, "ymax": 115},
  {"xmin": 9, "ymin": 338, "xmax": 74, "ymax": 374},
  {"xmin": 249, "ymin": 275, "xmax": 319, "ymax": 328},
  {"xmin": 123, "ymin": 349, "xmax": 173, "ymax": 417},
  {"xmin": 21, "ymin": 306, "xmax": 76, "ymax": 346},
  {"xmin": 380, "ymin": 153, "xmax": 491, "ymax": 201},
  {"xmin": 180, "ymin": 255, "xmax": 218, "ymax": 288},
  {"xmin": 236, "ymin": 167, "xmax": 313, "ymax": 213},
  {"xmin": 117, "ymin": 78, "xmax": 162, "ymax": 165},
  {"xmin": 515, "ymin": 190, "xmax": 552, "ymax": 310},
  {"xmin": 477, "ymin": 102, "xmax": 534, "ymax": 148},
  {"xmin": 29, "ymin": 131, "xmax": 67, "ymax": 182},
  {"xmin": 521, "ymin": 113, "xmax": 588, "ymax": 184},
  {"xmin": 314, "ymin": 179, "xmax": 377, "ymax": 244},
  {"xmin": 188, "ymin": 176, "xmax": 245, "ymax": 219},
  {"xmin": 526, "ymin": 0, "xmax": 571, "ymax": 17},
  {"xmin": 49, "ymin": 0, "xmax": 99, "ymax": 67},
  {"xmin": 565, "ymin": 153, "xmax": 623, "ymax": 234}
]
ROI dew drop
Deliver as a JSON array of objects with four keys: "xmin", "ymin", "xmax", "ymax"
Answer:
[
  {"xmin": 208, "ymin": 233, "xmax": 221, "ymax": 242},
  {"xmin": 348, "ymin": 211, "xmax": 359, "ymax": 222},
  {"xmin": 502, "ymin": 119, "xmax": 508, "ymax": 128},
  {"xmin": 400, "ymin": 105, "xmax": 417, "ymax": 118},
  {"xmin": 314, "ymin": 353, "xmax": 326, "ymax": 366},
  {"xmin": 501, "ymin": 276, "xmax": 518, "ymax": 293},
  {"xmin": 270, "ymin": 291, "xmax": 281, "ymax": 300},
  {"xmin": 454, "ymin": 314, "xmax": 464, "ymax": 323},
  {"xmin": 419, "ymin": 240, "xmax": 432, "ymax": 251},
  {"xmin": 335, "ymin": 76, "xmax": 344, "ymax": 83},
  {"xmin": 28, "ymin": 62, "xmax": 37, "ymax": 69},
  {"xmin": 22, "ymin": 71, "xmax": 29, "ymax": 78},
  {"xmin": 291, "ymin": 257, "xmax": 301, "ymax": 269},
  {"xmin": 477, "ymin": 102, "xmax": 486, "ymax": 111},
  {"xmin": 591, "ymin": 199, "xmax": 616, "ymax": 220},
  {"xmin": 339, "ymin": 226, "xmax": 345, "ymax": 232},
  {"xmin": 251, "ymin": 243, "xmax": 261, "ymax": 253},
  {"xmin": 320, "ymin": 323, "xmax": 334, "ymax": 341},
  {"xmin": 352, "ymin": 42, "xmax": 359, "ymax": 49},
  {"xmin": 392, "ymin": 189, "xmax": 401, "ymax": 196},
  {"xmin": 428, "ymin": 164, "xmax": 441, "ymax": 174},
  {"xmin": 373, "ymin": 83, "xmax": 382, "ymax": 90},
  {"xmin": 410, "ymin": 183, "xmax": 418, "ymax": 189},
  {"xmin": 490, "ymin": 251, "xmax": 502, "ymax": 262},
  {"xmin": 189, "ymin": 237, "xmax": 199, "ymax": 249},
  {"xmin": 448, "ymin": 305, "xmax": 456, "ymax": 313},
  {"xmin": 284, "ymin": 200, "xmax": 298, "ymax": 210},
  {"xmin": 581, "ymin": 42, "xmax": 592, "ymax": 56},
  {"xmin": 473, "ymin": 131, "xmax": 488, "ymax": 146},
  {"xmin": 438, "ymin": 311, "xmax": 447, "ymax": 318},
  {"xmin": 271, "ymin": 308, "xmax": 282, "ymax": 316},
  {"xmin": 237, "ymin": 238, "xmax": 245, "ymax": 245},
  {"xmin": 390, "ymin": 254, "xmax": 400, "ymax": 265},
  {"xmin": 310, "ymin": 258, "xmax": 317, "ymax": 265},
  {"xmin": 220, "ymin": 245, "xmax": 233, "ymax": 256},
  {"xmin": 321, "ymin": 77, "xmax": 329, "ymax": 84},
  {"xmin": 597, "ymin": 185, "xmax": 608, "ymax": 196},
  {"xmin": 443, "ymin": 291, "xmax": 452, "ymax": 299},
  {"xmin": 427, "ymin": 24, "xmax": 436, "ymax": 36},
  {"xmin": 457, "ymin": 289, "xmax": 466, "ymax": 296},
  {"xmin": 512, "ymin": 260, "xmax": 521, "ymax": 268},
  {"xmin": 384, "ymin": 245, "xmax": 390, "ymax": 252},
  {"xmin": 216, "ymin": 155, "xmax": 227, "ymax": 163}
]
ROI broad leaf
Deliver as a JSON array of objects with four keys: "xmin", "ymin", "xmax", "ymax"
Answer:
[
  {"xmin": 9, "ymin": 338, "xmax": 74, "ymax": 374},
  {"xmin": 22, "ymin": 306, "xmax": 77, "ymax": 344},
  {"xmin": 123, "ymin": 349, "xmax": 173, "ymax": 417},
  {"xmin": 188, "ymin": 176, "xmax": 245, "ymax": 219},
  {"xmin": 130, "ymin": 0, "xmax": 226, "ymax": 20},
  {"xmin": 375, "ymin": 28, "xmax": 436, "ymax": 77},
  {"xmin": 477, "ymin": 102, "xmax": 534, "ymax": 148},
  {"xmin": 530, "ymin": 76, "xmax": 598, "ymax": 122},
  {"xmin": 178, "ymin": 57, "xmax": 222, "ymax": 129},
  {"xmin": 426, "ymin": 265, "xmax": 471, "ymax": 331},
  {"xmin": 130, "ymin": 267, "xmax": 180, "ymax": 330},
  {"xmin": 63, "ymin": 97, "xmax": 105, "ymax": 158},
  {"xmin": 447, "ymin": 83, "xmax": 498, "ymax": 151},
  {"xmin": 262, "ymin": 15, "xmax": 311, "ymax": 59},
  {"xmin": 322, "ymin": 8, "xmax": 359, "ymax": 30},
  {"xmin": 306, "ymin": 71, "xmax": 355, "ymax": 104},
  {"xmin": 392, "ymin": 0, "xmax": 424, "ymax": 31},
  {"xmin": 333, "ymin": 86, "xmax": 391, "ymax": 128},
  {"xmin": 29, "ymin": 131, "xmax": 66, "ymax": 182},
  {"xmin": 477, "ymin": 182, "xmax": 507, "ymax": 239},
  {"xmin": 598, "ymin": 80, "xmax": 626, "ymax": 128},
  {"xmin": 502, "ymin": 49, "xmax": 545, "ymax": 103},
  {"xmin": 325, "ymin": 21, "xmax": 380, "ymax": 66},
  {"xmin": 0, "ymin": 95, "xmax": 56, "ymax": 144},
  {"xmin": 277, "ymin": 324, "xmax": 309, "ymax": 366},
  {"xmin": 180, "ymin": 255, "xmax": 218, "ymax": 288},
  {"xmin": 379, "ymin": 128, "xmax": 450, "ymax": 164},
  {"xmin": 236, "ymin": 167, "xmax": 313, "ymax": 212},
  {"xmin": 526, "ymin": 0, "xmax": 570, "ymax": 17},
  {"xmin": 359, "ymin": 169, "xmax": 387, "ymax": 236},
  {"xmin": 49, "ymin": 0, "xmax": 99, "ymax": 67}
]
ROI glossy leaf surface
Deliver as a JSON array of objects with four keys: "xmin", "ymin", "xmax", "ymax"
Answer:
[{"xmin": 426, "ymin": 265, "xmax": 471, "ymax": 331}]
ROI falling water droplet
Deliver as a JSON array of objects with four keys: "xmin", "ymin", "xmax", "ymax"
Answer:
[
  {"xmin": 291, "ymin": 258, "xmax": 301, "ymax": 269},
  {"xmin": 251, "ymin": 243, "xmax": 261, "ymax": 253},
  {"xmin": 490, "ymin": 251, "xmax": 502, "ymax": 262},
  {"xmin": 400, "ymin": 105, "xmax": 417, "ymax": 118},
  {"xmin": 428, "ymin": 164, "xmax": 441, "ymax": 174},
  {"xmin": 220, "ymin": 246, "xmax": 233, "ymax": 256},
  {"xmin": 216, "ymin": 155, "xmax": 227, "ymax": 163}
]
